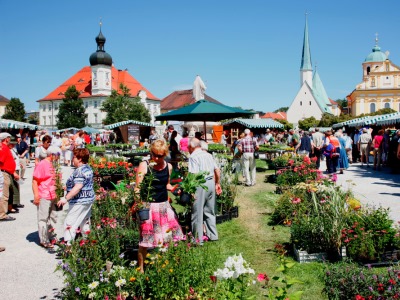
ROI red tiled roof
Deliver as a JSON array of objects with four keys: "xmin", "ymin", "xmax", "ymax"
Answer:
[
  {"xmin": 261, "ymin": 111, "xmax": 287, "ymax": 120},
  {"xmin": 329, "ymin": 98, "xmax": 338, "ymax": 105},
  {"xmin": 0, "ymin": 95, "xmax": 10, "ymax": 103},
  {"xmin": 161, "ymin": 89, "xmax": 221, "ymax": 111},
  {"xmin": 38, "ymin": 66, "xmax": 159, "ymax": 102}
]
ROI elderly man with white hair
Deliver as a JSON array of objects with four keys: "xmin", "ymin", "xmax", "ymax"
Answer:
[
  {"xmin": 238, "ymin": 129, "xmax": 259, "ymax": 186},
  {"xmin": 0, "ymin": 132, "xmax": 17, "ymax": 222},
  {"xmin": 188, "ymin": 138, "xmax": 222, "ymax": 243},
  {"xmin": 32, "ymin": 146, "xmax": 62, "ymax": 248}
]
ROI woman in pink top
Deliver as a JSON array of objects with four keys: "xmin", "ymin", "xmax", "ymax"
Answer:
[
  {"xmin": 179, "ymin": 131, "xmax": 189, "ymax": 152},
  {"xmin": 372, "ymin": 129, "xmax": 384, "ymax": 170},
  {"xmin": 32, "ymin": 146, "xmax": 62, "ymax": 248}
]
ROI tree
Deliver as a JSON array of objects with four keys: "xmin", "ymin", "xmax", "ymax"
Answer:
[
  {"xmin": 27, "ymin": 113, "xmax": 39, "ymax": 125},
  {"xmin": 298, "ymin": 116, "xmax": 319, "ymax": 130},
  {"xmin": 274, "ymin": 107, "xmax": 289, "ymax": 113},
  {"xmin": 318, "ymin": 113, "xmax": 339, "ymax": 127},
  {"xmin": 276, "ymin": 119, "xmax": 293, "ymax": 131},
  {"xmin": 101, "ymin": 83, "xmax": 151, "ymax": 125},
  {"xmin": 335, "ymin": 99, "xmax": 348, "ymax": 110},
  {"xmin": 3, "ymin": 97, "xmax": 26, "ymax": 121},
  {"xmin": 56, "ymin": 85, "xmax": 86, "ymax": 129}
]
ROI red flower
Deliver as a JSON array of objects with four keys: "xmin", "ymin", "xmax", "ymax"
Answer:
[
  {"xmin": 84, "ymin": 230, "xmax": 91, "ymax": 235},
  {"xmin": 189, "ymin": 287, "xmax": 195, "ymax": 295},
  {"xmin": 257, "ymin": 273, "xmax": 269, "ymax": 282},
  {"xmin": 79, "ymin": 239, "xmax": 87, "ymax": 247},
  {"xmin": 355, "ymin": 295, "xmax": 365, "ymax": 300},
  {"xmin": 389, "ymin": 278, "xmax": 396, "ymax": 285},
  {"xmin": 210, "ymin": 275, "xmax": 217, "ymax": 283},
  {"xmin": 377, "ymin": 282, "xmax": 384, "ymax": 292}
]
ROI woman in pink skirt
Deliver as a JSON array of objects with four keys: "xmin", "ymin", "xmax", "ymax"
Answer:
[{"xmin": 135, "ymin": 139, "xmax": 183, "ymax": 272}]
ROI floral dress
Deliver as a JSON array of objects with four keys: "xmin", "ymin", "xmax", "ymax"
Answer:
[{"xmin": 139, "ymin": 163, "xmax": 183, "ymax": 248}]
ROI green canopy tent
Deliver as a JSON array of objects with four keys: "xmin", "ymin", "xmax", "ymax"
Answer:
[
  {"xmin": 155, "ymin": 99, "xmax": 255, "ymax": 141},
  {"xmin": 81, "ymin": 126, "xmax": 101, "ymax": 134}
]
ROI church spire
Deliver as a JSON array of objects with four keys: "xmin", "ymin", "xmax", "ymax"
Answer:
[{"xmin": 300, "ymin": 13, "xmax": 312, "ymax": 71}]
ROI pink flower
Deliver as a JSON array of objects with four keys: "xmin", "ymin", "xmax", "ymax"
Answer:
[
  {"xmin": 66, "ymin": 225, "xmax": 71, "ymax": 231},
  {"xmin": 331, "ymin": 173, "xmax": 338, "ymax": 182},
  {"xmin": 291, "ymin": 198, "xmax": 301, "ymax": 204},
  {"xmin": 202, "ymin": 235, "xmax": 209, "ymax": 242},
  {"xmin": 257, "ymin": 273, "xmax": 269, "ymax": 282},
  {"xmin": 76, "ymin": 228, "xmax": 81, "ymax": 234},
  {"xmin": 79, "ymin": 239, "xmax": 86, "ymax": 246},
  {"xmin": 189, "ymin": 287, "xmax": 195, "ymax": 295},
  {"xmin": 109, "ymin": 219, "xmax": 117, "ymax": 229},
  {"xmin": 84, "ymin": 230, "xmax": 91, "ymax": 235}
]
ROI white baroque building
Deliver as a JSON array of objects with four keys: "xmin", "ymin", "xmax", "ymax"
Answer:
[{"xmin": 38, "ymin": 26, "xmax": 160, "ymax": 129}]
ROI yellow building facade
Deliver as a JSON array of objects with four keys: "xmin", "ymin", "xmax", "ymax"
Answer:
[{"xmin": 347, "ymin": 38, "xmax": 400, "ymax": 116}]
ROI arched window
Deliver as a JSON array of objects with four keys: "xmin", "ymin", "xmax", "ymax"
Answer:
[
  {"xmin": 367, "ymin": 66, "xmax": 371, "ymax": 75},
  {"xmin": 384, "ymin": 103, "xmax": 390, "ymax": 109},
  {"xmin": 370, "ymin": 103, "xmax": 376, "ymax": 113},
  {"xmin": 300, "ymin": 101, "xmax": 302, "ymax": 106}
]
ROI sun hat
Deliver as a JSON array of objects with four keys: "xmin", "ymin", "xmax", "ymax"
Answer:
[
  {"xmin": 0, "ymin": 132, "xmax": 11, "ymax": 140},
  {"xmin": 47, "ymin": 146, "xmax": 62, "ymax": 156}
]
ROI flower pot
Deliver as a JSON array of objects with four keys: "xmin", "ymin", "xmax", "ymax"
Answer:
[
  {"xmin": 229, "ymin": 206, "xmax": 239, "ymax": 219},
  {"xmin": 179, "ymin": 192, "xmax": 192, "ymax": 206},
  {"xmin": 54, "ymin": 203, "xmax": 63, "ymax": 211},
  {"xmin": 216, "ymin": 212, "xmax": 231, "ymax": 224},
  {"xmin": 137, "ymin": 208, "xmax": 150, "ymax": 221}
]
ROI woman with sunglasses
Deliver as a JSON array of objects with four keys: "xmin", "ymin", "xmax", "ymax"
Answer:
[{"xmin": 135, "ymin": 139, "xmax": 183, "ymax": 272}]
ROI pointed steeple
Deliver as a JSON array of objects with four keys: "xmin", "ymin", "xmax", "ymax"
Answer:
[
  {"xmin": 312, "ymin": 68, "xmax": 332, "ymax": 113},
  {"xmin": 300, "ymin": 14, "xmax": 312, "ymax": 71}
]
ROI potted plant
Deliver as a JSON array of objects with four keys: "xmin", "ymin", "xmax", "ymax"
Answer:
[
  {"xmin": 216, "ymin": 161, "xmax": 239, "ymax": 221},
  {"xmin": 178, "ymin": 171, "xmax": 209, "ymax": 205},
  {"xmin": 134, "ymin": 165, "xmax": 159, "ymax": 221},
  {"xmin": 52, "ymin": 160, "xmax": 65, "ymax": 211}
]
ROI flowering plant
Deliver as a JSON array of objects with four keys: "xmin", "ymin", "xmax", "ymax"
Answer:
[
  {"xmin": 134, "ymin": 161, "xmax": 159, "ymax": 210},
  {"xmin": 90, "ymin": 157, "xmax": 134, "ymax": 177},
  {"xmin": 276, "ymin": 155, "xmax": 319, "ymax": 187},
  {"xmin": 212, "ymin": 253, "xmax": 256, "ymax": 299},
  {"xmin": 324, "ymin": 262, "xmax": 400, "ymax": 299},
  {"xmin": 343, "ymin": 206, "xmax": 400, "ymax": 262},
  {"xmin": 52, "ymin": 160, "xmax": 64, "ymax": 201}
]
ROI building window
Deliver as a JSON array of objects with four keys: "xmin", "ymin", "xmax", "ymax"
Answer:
[
  {"xmin": 309, "ymin": 101, "xmax": 311, "ymax": 106},
  {"xmin": 370, "ymin": 103, "xmax": 376, "ymax": 113},
  {"xmin": 43, "ymin": 117, "xmax": 46, "ymax": 125},
  {"xmin": 371, "ymin": 77, "xmax": 376, "ymax": 87},
  {"xmin": 384, "ymin": 103, "xmax": 390, "ymax": 109},
  {"xmin": 300, "ymin": 101, "xmax": 302, "ymax": 106},
  {"xmin": 367, "ymin": 66, "xmax": 371, "ymax": 75},
  {"xmin": 85, "ymin": 101, "xmax": 88, "ymax": 108},
  {"xmin": 94, "ymin": 113, "xmax": 98, "ymax": 123},
  {"xmin": 94, "ymin": 101, "xmax": 98, "ymax": 108},
  {"xmin": 49, "ymin": 104, "xmax": 52, "ymax": 110},
  {"xmin": 54, "ymin": 104, "xmax": 58, "ymax": 110}
]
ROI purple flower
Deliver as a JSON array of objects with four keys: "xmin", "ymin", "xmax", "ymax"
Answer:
[
  {"xmin": 369, "ymin": 286, "xmax": 373, "ymax": 292},
  {"xmin": 75, "ymin": 287, "xmax": 81, "ymax": 294},
  {"xmin": 119, "ymin": 253, "xmax": 124, "ymax": 258},
  {"xmin": 360, "ymin": 272, "xmax": 365, "ymax": 280}
]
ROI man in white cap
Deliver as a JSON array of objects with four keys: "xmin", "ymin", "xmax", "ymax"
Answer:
[
  {"xmin": 0, "ymin": 132, "xmax": 18, "ymax": 221},
  {"xmin": 358, "ymin": 128, "xmax": 372, "ymax": 167}
]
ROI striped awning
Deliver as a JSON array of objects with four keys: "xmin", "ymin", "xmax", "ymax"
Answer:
[
  {"xmin": 221, "ymin": 118, "xmax": 284, "ymax": 128},
  {"xmin": 56, "ymin": 127, "xmax": 79, "ymax": 133},
  {"xmin": 0, "ymin": 119, "xmax": 42, "ymax": 130},
  {"xmin": 375, "ymin": 113, "xmax": 400, "ymax": 126},
  {"xmin": 104, "ymin": 120, "xmax": 152, "ymax": 129},
  {"xmin": 333, "ymin": 112, "xmax": 400, "ymax": 128},
  {"xmin": 364, "ymin": 112, "xmax": 400, "ymax": 125}
]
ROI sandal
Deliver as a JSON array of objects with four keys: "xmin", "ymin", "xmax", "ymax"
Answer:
[
  {"xmin": 7, "ymin": 209, "xmax": 19, "ymax": 214},
  {"xmin": 40, "ymin": 242, "xmax": 54, "ymax": 249}
]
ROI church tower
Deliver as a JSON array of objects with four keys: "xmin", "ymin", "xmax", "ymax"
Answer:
[
  {"xmin": 90, "ymin": 22, "xmax": 113, "ymax": 96},
  {"xmin": 300, "ymin": 15, "xmax": 312, "ymax": 87}
]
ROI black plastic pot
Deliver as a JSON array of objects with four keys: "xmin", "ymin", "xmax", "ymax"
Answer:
[
  {"xmin": 179, "ymin": 192, "xmax": 192, "ymax": 206},
  {"xmin": 137, "ymin": 208, "xmax": 150, "ymax": 221}
]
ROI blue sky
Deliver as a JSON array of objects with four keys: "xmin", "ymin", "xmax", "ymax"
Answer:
[{"xmin": 1, "ymin": 0, "xmax": 400, "ymax": 113}]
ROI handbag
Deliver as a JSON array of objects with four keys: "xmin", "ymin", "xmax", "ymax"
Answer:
[
  {"xmin": 254, "ymin": 151, "xmax": 260, "ymax": 159},
  {"xmin": 253, "ymin": 140, "xmax": 259, "ymax": 159}
]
